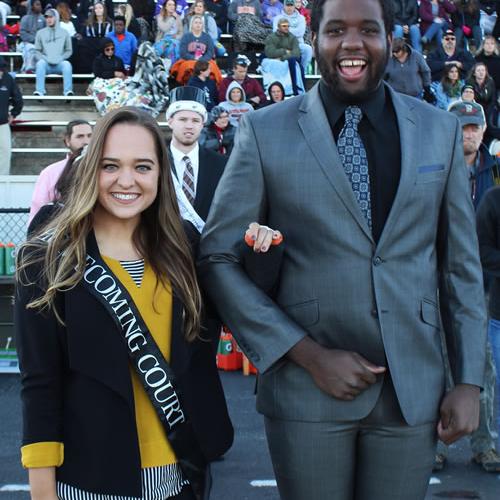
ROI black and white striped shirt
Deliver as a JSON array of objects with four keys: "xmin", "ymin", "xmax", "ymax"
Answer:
[{"xmin": 120, "ymin": 259, "xmax": 145, "ymax": 287}]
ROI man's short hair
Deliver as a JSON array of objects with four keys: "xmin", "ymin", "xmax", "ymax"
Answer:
[
  {"xmin": 65, "ymin": 120, "xmax": 91, "ymax": 139},
  {"xmin": 114, "ymin": 15, "xmax": 126, "ymax": 24},
  {"xmin": 194, "ymin": 60, "xmax": 209, "ymax": 76},
  {"xmin": 311, "ymin": 0, "xmax": 394, "ymax": 36}
]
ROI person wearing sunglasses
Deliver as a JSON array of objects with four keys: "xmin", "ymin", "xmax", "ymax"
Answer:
[
  {"xmin": 427, "ymin": 27, "xmax": 475, "ymax": 82},
  {"xmin": 92, "ymin": 37, "xmax": 126, "ymax": 79}
]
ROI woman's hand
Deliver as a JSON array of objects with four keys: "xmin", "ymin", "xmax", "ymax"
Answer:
[{"xmin": 245, "ymin": 222, "xmax": 282, "ymax": 253}]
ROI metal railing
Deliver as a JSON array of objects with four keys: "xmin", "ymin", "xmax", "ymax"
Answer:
[{"xmin": 0, "ymin": 208, "xmax": 29, "ymax": 247}]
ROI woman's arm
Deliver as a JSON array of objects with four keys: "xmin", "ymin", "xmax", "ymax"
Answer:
[
  {"xmin": 15, "ymin": 249, "xmax": 65, "ymax": 490},
  {"xmin": 29, "ymin": 467, "xmax": 58, "ymax": 500}
]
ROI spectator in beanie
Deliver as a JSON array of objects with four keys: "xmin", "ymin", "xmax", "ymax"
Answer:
[
  {"xmin": 475, "ymin": 35, "xmax": 500, "ymax": 90},
  {"xmin": 187, "ymin": 60, "xmax": 219, "ymax": 111},
  {"xmin": 92, "ymin": 37, "xmax": 125, "ymax": 79},
  {"xmin": 427, "ymin": 28, "xmax": 474, "ymax": 82},
  {"xmin": 461, "ymin": 83, "xmax": 476, "ymax": 102},
  {"xmin": 385, "ymin": 38, "xmax": 431, "ymax": 98},
  {"xmin": 199, "ymin": 105, "xmax": 236, "ymax": 155},
  {"xmin": 0, "ymin": 55, "xmax": 23, "ymax": 175}
]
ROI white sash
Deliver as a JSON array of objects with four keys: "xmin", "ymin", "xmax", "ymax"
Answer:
[{"xmin": 171, "ymin": 170, "xmax": 205, "ymax": 233}]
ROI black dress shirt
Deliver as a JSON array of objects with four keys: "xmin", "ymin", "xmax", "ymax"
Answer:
[{"xmin": 318, "ymin": 80, "xmax": 401, "ymax": 243}]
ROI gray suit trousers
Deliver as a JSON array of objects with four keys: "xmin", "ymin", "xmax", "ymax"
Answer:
[{"xmin": 264, "ymin": 377, "xmax": 437, "ymax": 500}]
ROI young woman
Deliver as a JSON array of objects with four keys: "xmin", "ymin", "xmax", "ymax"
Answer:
[
  {"xmin": 56, "ymin": 2, "xmax": 78, "ymax": 37},
  {"xmin": 16, "ymin": 107, "xmax": 233, "ymax": 500},
  {"xmin": 154, "ymin": 0, "xmax": 183, "ymax": 66},
  {"xmin": 199, "ymin": 105, "xmax": 236, "ymax": 156},
  {"xmin": 475, "ymin": 35, "xmax": 500, "ymax": 89},
  {"xmin": 467, "ymin": 62, "xmax": 497, "ymax": 114},
  {"xmin": 432, "ymin": 63, "xmax": 463, "ymax": 110},
  {"xmin": 171, "ymin": 15, "xmax": 222, "ymax": 84},
  {"xmin": 261, "ymin": 80, "xmax": 285, "ymax": 107},
  {"xmin": 82, "ymin": 1, "xmax": 112, "ymax": 38},
  {"xmin": 219, "ymin": 80, "xmax": 253, "ymax": 126},
  {"xmin": 75, "ymin": 1, "xmax": 113, "ymax": 73}
]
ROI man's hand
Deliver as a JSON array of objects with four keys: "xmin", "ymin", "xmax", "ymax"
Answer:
[
  {"xmin": 437, "ymin": 384, "xmax": 480, "ymax": 445},
  {"xmin": 288, "ymin": 337, "xmax": 386, "ymax": 400},
  {"xmin": 7, "ymin": 114, "xmax": 14, "ymax": 125},
  {"xmin": 114, "ymin": 71, "xmax": 125, "ymax": 79},
  {"xmin": 250, "ymin": 96, "xmax": 261, "ymax": 104}
]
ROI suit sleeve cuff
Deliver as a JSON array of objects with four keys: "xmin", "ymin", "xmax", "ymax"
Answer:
[{"xmin": 21, "ymin": 442, "xmax": 64, "ymax": 468}]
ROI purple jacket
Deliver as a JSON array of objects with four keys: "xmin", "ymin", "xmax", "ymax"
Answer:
[
  {"xmin": 261, "ymin": 0, "xmax": 283, "ymax": 27},
  {"xmin": 419, "ymin": 0, "xmax": 456, "ymax": 34}
]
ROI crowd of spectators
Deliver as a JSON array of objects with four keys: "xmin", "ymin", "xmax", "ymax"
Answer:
[{"xmin": 5, "ymin": 1, "xmax": 500, "ymax": 160}]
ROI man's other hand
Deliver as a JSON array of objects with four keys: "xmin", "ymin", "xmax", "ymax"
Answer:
[{"xmin": 437, "ymin": 384, "xmax": 480, "ymax": 445}]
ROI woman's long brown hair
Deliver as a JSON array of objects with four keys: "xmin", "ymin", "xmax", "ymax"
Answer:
[{"xmin": 18, "ymin": 107, "xmax": 202, "ymax": 341}]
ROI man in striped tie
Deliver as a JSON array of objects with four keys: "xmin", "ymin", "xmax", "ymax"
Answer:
[{"xmin": 166, "ymin": 86, "xmax": 227, "ymax": 223}]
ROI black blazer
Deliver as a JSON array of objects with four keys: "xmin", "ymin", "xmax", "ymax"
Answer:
[
  {"xmin": 168, "ymin": 144, "xmax": 227, "ymax": 222},
  {"xmin": 15, "ymin": 231, "xmax": 233, "ymax": 498}
]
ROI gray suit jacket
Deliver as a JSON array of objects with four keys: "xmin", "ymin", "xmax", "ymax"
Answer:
[{"xmin": 198, "ymin": 83, "xmax": 487, "ymax": 426}]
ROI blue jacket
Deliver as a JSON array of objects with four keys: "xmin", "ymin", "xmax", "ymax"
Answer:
[
  {"xmin": 472, "ymin": 143, "xmax": 499, "ymax": 210},
  {"xmin": 107, "ymin": 30, "xmax": 138, "ymax": 67}
]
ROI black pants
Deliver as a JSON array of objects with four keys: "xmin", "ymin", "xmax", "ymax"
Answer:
[{"xmin": 170, "ymin": 486, "xmax": 196, "ymax": 499}]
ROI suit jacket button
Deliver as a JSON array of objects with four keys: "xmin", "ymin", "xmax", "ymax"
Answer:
[
  {"xmin": 371, "ymin": 309, "xmax": 378, "ymax": 318},
  {"xmin": 373, "ymin": 256, "xmax": 383, "ymax": 266}
]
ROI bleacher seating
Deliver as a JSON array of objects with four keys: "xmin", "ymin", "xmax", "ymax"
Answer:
[{"xmin": 2, "ymin": 8, "xmax": 321, "ymax": 173}]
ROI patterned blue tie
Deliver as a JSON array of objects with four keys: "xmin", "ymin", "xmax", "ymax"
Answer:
[{"xmin": 337, "ymin": 106, "xmax": 372, "ymax": 229}]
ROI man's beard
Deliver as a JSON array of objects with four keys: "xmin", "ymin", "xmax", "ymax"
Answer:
[{"xmin": 314, "ymin": 40, "xmax": 389, "ymax": 102}]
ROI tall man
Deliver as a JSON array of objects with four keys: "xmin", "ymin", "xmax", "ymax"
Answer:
[
  {"xmin": 199, "ymin": 0, "xmax": 487, "ymax": 498},
  {"xmin": 0, "ymin": 55, "xmax": 23, "ymax": 175},
  {"xmin": 29, "ymin": 119, "xmax": 92, "ymax": 222}
]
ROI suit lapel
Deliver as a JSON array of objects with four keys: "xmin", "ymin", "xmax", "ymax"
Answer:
[
  {"xmin": 298, "ymin": 84, "xmax": 374, "ymax": 242},
  {"xmin": 376, "ymin": 88, "xmax": 418, "ymax": 251}
]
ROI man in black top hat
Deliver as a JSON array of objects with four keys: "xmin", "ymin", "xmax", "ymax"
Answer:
[{"xmin": 0, "ymin": 55, "xmax": 23, "ymax": 174}]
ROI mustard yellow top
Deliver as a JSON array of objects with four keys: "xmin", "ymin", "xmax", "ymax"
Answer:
[{"xmin": 21, "ymin": 257, "xmax": 176, "ymax": 469}]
